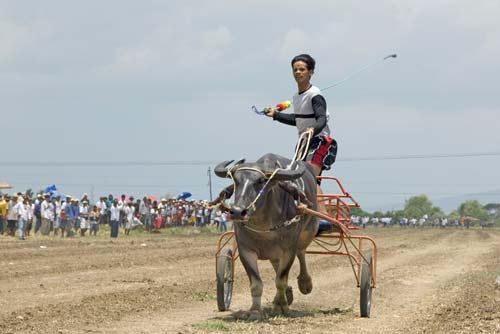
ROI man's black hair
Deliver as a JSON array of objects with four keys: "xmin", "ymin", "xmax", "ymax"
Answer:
[{"xmin": 291, "ymin": 54, "xmax": 316, "ymax": 71}]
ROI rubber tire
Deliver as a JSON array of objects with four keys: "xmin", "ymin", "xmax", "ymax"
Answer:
[
  {"xmin": 360, "ymin": 253, "xmax": 373, "ymax": 318},
  {"xmin": 216, "ymin": 248, "xmax": 234, "ymax": 311}
]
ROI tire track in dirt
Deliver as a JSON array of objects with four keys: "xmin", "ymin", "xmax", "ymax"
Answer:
[
  {"xmin": 1, "ymin": 229, "xmax": 499, "ymax": 333},
  {"xmin": 87, "ymin": 230, "xmax": 500, "ymax": 334}
]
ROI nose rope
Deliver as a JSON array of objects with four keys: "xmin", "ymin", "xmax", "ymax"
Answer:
[
  {"xmin": 229, "ymin": 167, "xmax": 280, "ymax": 214},
  {"xmin": 218, "ymin": 129, "xmax": 313, "ymax": 233}
]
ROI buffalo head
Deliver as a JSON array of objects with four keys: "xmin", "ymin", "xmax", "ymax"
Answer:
[{"xmin": 214, "ymin": 159, "xmax": 306, "ymax": 220}]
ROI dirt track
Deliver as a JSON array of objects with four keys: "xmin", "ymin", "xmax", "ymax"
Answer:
[{"xmin": 1, "ymin": 228, "xmax": 500, "ymax": 334}]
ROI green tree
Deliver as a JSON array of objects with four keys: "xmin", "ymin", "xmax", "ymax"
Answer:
[
  {"xmin": 391, "ymin": 210, "xmax": 406, "ymax": 221},
  {"xmin": 483, "ymin": 203, "xmax": 500, "ymax": 217},
  {"xmin": 457, "ymin": 200, "xmax": 488, "ymax": 220},
  {"xmin": 429, "ymin": 206, "xmax": 445, "ymax": 220},
  {"xmin": 350, "ymin": 207, "xmax": 370, "ymax": 217},
  {"xmin": 448, "ymin": 210, "xmax": 461, "ymax": 221},
  {"xmin": 403, "ymin": 195, "xmax": 436, "ymax": 218}
]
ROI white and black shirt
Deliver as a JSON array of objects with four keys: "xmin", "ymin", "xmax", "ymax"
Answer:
[{"xmin": 273, "ymin": 85, "xmax": 330, "ymax": 137}]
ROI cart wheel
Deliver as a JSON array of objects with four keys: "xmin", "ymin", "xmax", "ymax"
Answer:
[
  {"xmin": 217, "ymin": 248, "xmax": 234, "ymax": 311},
  {"xmin": 360, "ymin": 253, "xmax": 373, "ymax": 317}
]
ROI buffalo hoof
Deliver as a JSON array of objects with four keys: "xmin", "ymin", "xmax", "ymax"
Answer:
[
  {"xmin": 286, "ymin": 286, "xmax": 294, "ymax": 305},
  {"xmin": 298, "ymin": 274, "xmax": 313, "ymax": 294},
  {"xmin": 272, "ymin": 301, "xmax": 290, "ymax": 315},
  {"xmin": 234, "ymin": 310, "xmax": 264, "ymax": 322},
  {"xmin": 247, "ymin": 310, "xmax": 264, "ymax": 322}
]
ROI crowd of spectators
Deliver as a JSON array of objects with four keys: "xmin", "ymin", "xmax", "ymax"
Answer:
[
  {"xmin": 0, "ymin": 192, "xmax": 230, "ymax": 240},
  {"xmin": 2, "ymin": 190, "xmax": 482, "ymax": 241},
  {"xmin": 350, "ymin": 215, "xmax": 472, "ymax": 229}
]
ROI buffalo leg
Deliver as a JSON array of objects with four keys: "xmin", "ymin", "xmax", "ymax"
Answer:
[
  {"xmin": 270, "ymin": 259, "xmax": 294, "ymax": 306},
  {"xmin": 271, "ymin": 253, "xmax": 295, "ymax": 314},
  {"xmin": 238, "ymin": 249, "xmax": 264, "ymax": 321},
  {"xmin": 297, "ymin": 249, "xmax": 313, "ymax": 294}
]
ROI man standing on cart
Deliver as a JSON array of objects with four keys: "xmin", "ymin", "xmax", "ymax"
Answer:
[{"xmin": 264, "ymin": 54, "xmax": 337, "ymax": 214}]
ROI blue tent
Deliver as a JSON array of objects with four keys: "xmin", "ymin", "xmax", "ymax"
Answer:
[
  {"xmin": 45, "ymin": 185, "xmax": 57, "ymax": 193},
  {"xmin": 176, "ymin": 192, "xmax": 192, "ymax": 200}
]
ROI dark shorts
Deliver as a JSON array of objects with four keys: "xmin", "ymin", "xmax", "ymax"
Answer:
[
  {"xmin": 7, "ymin": 220, "xmax": 17, "ymax": 229},
  {"xmin": 60, "ymin": 220, "xmax": 68, "ymax": 229},
  {"xmin": 306, "ymin": 135, "xmax": 338, "ymax": 171}
]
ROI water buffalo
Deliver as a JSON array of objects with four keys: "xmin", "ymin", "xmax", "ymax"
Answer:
[{"xmin": 214, "ymin": 153, "xmax": 319, "ymax": 320}]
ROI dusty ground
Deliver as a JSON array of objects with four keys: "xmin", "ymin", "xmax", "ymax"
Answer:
[{"xmin": 1, "ymin": 227, "xmax": 500, "ymax": 334}]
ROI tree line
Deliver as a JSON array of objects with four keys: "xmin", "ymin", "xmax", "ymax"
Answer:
[{"xmin": 351, "ymin": 195, "xmax": 499, "ymax": 227}]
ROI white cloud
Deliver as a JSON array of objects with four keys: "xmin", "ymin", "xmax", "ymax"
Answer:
[{"xmin": 101, "ymin": 25, "xmax": 233, "ymax": 75}]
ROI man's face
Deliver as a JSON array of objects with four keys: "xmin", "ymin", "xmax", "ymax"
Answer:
[{"xmin": 292, "ymin": 60, "xmax": 313, "ymax": 85}]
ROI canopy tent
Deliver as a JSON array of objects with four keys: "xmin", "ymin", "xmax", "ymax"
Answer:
[
  {"xmin": 176, "ymin": 192, "xmax": 192, "ymax": 200},
  {"xmin": 44, "ymin": 185, "xmax": 57, "ymax": 193},
  {"xmin": 0, "ymin": 182, "xmax": 13, "ymax": 189}
]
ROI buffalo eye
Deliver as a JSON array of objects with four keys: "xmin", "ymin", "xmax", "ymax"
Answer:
[{"xmin": 256, "ymin": 178, "xmax": 266, "ymax": 186}]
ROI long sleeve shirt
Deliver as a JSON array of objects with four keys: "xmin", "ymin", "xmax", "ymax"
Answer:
[
  {"xmin": 273, "ymin": 85, "xmax": 330, "ymax": 137},
  {"xmin": 13, "ymin": 202, "xmax": 29, "ymax": 220},
  {"xmin": 65, "ymin": 204, "xmax": 78, "ymax": 220},
  {"xmin": 41, "ymin": 200, "xmax": 51, "ymax": 220}
]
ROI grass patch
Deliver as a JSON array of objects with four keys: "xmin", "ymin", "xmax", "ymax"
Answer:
[
  {"xmin": 192, "ymin": 291, "xmax": 217, "ymax": 302},
  {"xmin": 91, "ymin": 225, "xmax": 222, "ymax": 238},
  {"xmin": 195, "ymin": 320, "xmax": 230, "ymax": 332}
]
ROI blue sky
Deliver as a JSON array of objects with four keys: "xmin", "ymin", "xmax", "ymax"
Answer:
[{"xmin": 1, "ymin": 1, "xmax": 499, "ymax": 212}]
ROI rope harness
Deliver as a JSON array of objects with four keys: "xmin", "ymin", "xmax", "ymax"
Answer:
[{"xmin": 210, "ymin": 129, "xmax": 314, "ymax": 234}]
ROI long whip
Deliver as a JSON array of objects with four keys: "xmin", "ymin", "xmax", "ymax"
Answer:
[
  {"xmin": 320, "ymin": 54, "xmax": 397, "ymax": 91},
  {"xmin": 252, "ymin": 54, "xmax": 397, "ymax": 115}
]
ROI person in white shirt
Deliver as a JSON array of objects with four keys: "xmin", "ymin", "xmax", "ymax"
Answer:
[
  {"xmin": 124, "ymin": 202, "xmax": 135, "ymax": 235},
  {"xmin": 220, "ymin": 211, "xmax": 228, "ymax": 232},
  {"xmin": 79, "ymin": 200, "xmax": 90, "ymax": 236},
  {"xmin": 97, "ymin": 197, "xmax": 107, "ymax": 225},
  {"xmin": 351, "ymin": 215, "xmax": 360, "ymax": 226},
  {"xmin": 40, "ymin": 194, "xmax": 52, "ymax": 236},
  {"xmin": 26, "ymin": 198, "xmax": 34, "ymax": 236},
  {"xmin": 110, "ymin": 200, "xmax": 120, "ymax": 238},
  {"xmin": 6, "ymin": 195, "xmax": 19, "ymax": 237},
  {"xmin": 53, "ymin": 197, "xmax": 61, "ymax": 236},
  {"xmin": 361, "ymin": 216, "xmax": 369, "ymax": 229},
  {"xmin": 13, "ymin": 197, "xmax": 29, "ymax": 240}
]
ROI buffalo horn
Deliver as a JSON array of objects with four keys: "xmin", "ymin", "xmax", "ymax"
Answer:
[
  {"xmin": 214, "ymin": 159, "xmax": 246, "ymax": 178},
  {"xmin": 272, "ymin": 161, "xmax": 306, "ymax": 181},
  {"xmin": 214, "ymin": 160, "xmax": 234, "ymax": 178}
]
